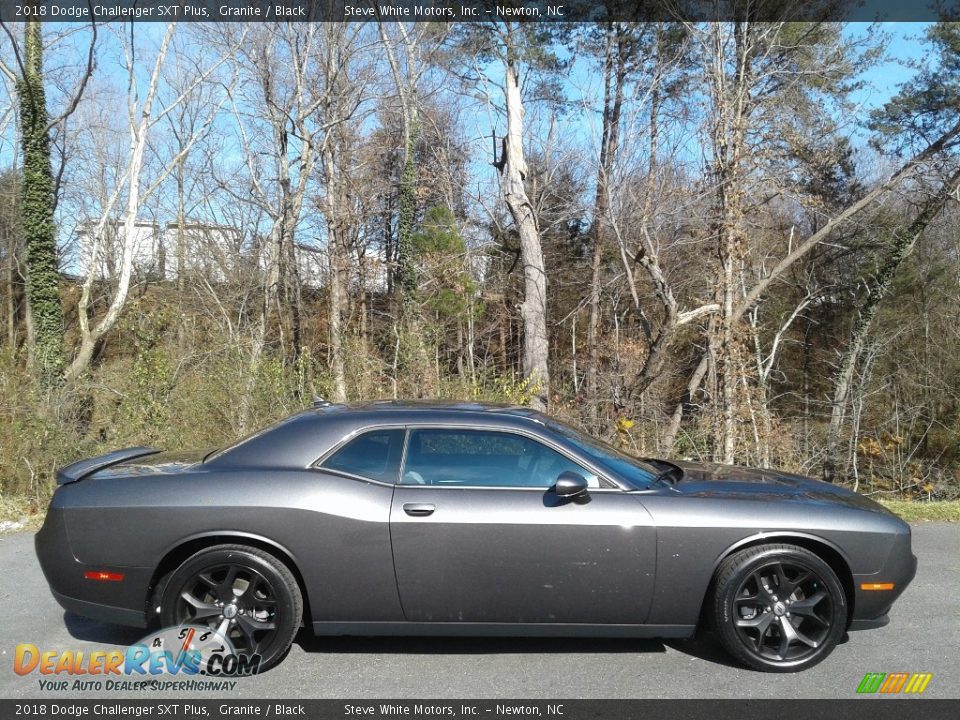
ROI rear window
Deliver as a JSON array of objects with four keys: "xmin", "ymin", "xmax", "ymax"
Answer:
[{"xmin": 319, "ymin": 429, "xmax": 405, "ymax": 483}]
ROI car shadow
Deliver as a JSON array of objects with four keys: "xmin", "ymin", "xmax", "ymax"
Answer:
[
  {"xmin": 63, "ymin": 612, "xmax": 146, "ymax": 645},
  {"xmin": 665, "ymin": 629, "xmax": 850, "ymax": 669},
  {"xmin": 63, "ymin": 612, "xmax": 670, "ymax": 656},
  {"xmin": 293, "ymin": 628, "xmax": 672, "ymax": 657},
  {"xmin": 663, "ymin": 632, "xmax": 742, "ymax": 669},
  {"xmin": 62, "ymin": 612, "xmax": 774, "ymax": 670}
]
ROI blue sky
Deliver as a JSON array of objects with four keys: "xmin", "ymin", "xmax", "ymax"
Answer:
[
  {"xmin": 488, "ymin": 23, "xmax": 934, "ymax": 195},
  {"xmin": 847, "ymin": 22, "xmax": 927, "ymax": 111},
  {"xmin": 0, "ymin": 20, "xmax": 938, "ymax": 266}
]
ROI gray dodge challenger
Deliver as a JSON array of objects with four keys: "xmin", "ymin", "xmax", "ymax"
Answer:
[{"xmin": 36, "ymin": 401, "xmax": 916, "ymax": 672}]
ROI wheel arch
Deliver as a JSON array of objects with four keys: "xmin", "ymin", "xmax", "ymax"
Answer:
[
  {"xmin": 698, "ymin": 532, "xmax": 856, "ymax": 628},
  {"xmin": 146, "ymin": 531, "xmax": 312, "ymax": 628}
]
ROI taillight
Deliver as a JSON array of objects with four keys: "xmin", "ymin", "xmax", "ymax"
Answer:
[{"xmin": 83, "ymin": 571, "xmax": 125, "ymax": 582}]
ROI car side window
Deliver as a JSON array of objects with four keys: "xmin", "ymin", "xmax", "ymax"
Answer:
[
  {"xmin": 401, "ymin": 429, "xmax": 599, "ymax": 488},
  {"xmin": 320, "ymin": 429, "xmax": 405, "ymax": 483}
]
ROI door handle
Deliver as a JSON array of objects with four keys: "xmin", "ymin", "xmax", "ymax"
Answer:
[{"xmin": 403, "ymin": 503, "xmax": 436, "ymax": 517}]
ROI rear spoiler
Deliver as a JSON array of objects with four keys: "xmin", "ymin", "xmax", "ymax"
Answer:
[{"xmin": 56, "ymin": 447, "xmax": 159, "ymax": 486}]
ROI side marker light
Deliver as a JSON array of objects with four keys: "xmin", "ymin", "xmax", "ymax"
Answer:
[{"xmin": 860, "ymin": 582, "xmax": 894, "ymax": 591}]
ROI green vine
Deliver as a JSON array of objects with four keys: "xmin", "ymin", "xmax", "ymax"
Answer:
[{"xmin": 17, "ymin": 19, "xmax": 64, "ymax": 384}]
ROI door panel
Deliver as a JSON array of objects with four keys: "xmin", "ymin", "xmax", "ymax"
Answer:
[{"xmin": 389, "ymin": 486, "xmax": 656, "ymax": 624}]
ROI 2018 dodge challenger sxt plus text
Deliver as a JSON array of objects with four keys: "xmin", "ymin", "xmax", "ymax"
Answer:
[{"xmin": 36, "ymin": 401, "xmax": 916, "ymax": 672}]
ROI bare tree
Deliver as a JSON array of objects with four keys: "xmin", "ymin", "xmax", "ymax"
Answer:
[
  {"xmin": 824, "ymin": 167, "xmax": 960, "ymax": 480},
  {"xmin": 493, "ymin": 23, "xmax": 551, "ymax": 411},
  {"xmin": 66, "ymin": 23, "xmax": 240, "ymax": 380},
  {"xmin": 658, "ymin": 22, "xmax": 960, "ymax": 460}
]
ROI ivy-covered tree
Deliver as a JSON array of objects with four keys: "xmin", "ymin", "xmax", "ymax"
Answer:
[{"xmin": 16, "ymin": 19, "xmax": 64, "ymax": 384}]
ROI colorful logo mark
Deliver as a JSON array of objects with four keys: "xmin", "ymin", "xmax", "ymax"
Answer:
[
  {"xmin": 857, "ymin": 672, "xmax": 933, "ymax": 695},
  {"xmin": 13, "ymin": 625, "xmax": 260, "ymax": 678}
]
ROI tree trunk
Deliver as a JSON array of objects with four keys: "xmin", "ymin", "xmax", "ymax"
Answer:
[
  {"xmin": 280, "ymin": 206, "xmax": 304, "ymax": 365},
  {"xmin": 269, "ymin": 112, "xmax": 313, "ymax": 368},
  {"xmin": 4, "ymin": 219, "xmax": 23, "ymax": 349},
  {"xmin": 396, "ymin": 117, "xmax": 419, "ymax": 297},
  {"xmin": 661, "ymin": 351, "xmax": 708, "ymax": 452},
  {"xmin": 324, "ymin": 148, "xmax": 348, "ymax": 403},
  {"xmin": 499, "ymin": 52, "xmax": 550, "ymax": 411},
  {"xmin": 176, "ymin": 163, "xmax": 185, "ymax": 293},
  {"xmin": 705, "ymin": 22, "xmax": 750, "ymax": 464},
  {"xmin": 328, "ymin": 233, "xmax": 347, "ymax": 403},
  {"xmin": 175, "ymin": 155, "xmax": 186, "ymax": 348},
  {"xmin": 17, "ymin": 18, "xmax": 64, "ymax": 384},
  {"xmin": 623, "ymin": 62, "xmax": 677, "ymax": 401},
  {"xmin": 4, "ymin": 241, "xmax": 14, "ymax": 347},
  {"xmin": 587, "ymin": 24, "xmax": 627, "ymax": 424},
  {"xmin": 378, "ymin": 21, "xmax": 420, "ymax": 301}
]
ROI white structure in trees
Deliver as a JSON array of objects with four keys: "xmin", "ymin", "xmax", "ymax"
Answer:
[
  {"xmin": 75, "ymin": 220, "xmax": 164, "ymax": 280},
  {"xmin": 74, "ymin": 220, "xmax": 329, "ymax": 288}
]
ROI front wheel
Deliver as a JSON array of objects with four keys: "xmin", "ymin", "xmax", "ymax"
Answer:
[
  {"xmin": 159, "ymin": 544, "xmax": 302, "ymax": 672},
  {"xmin": 712, "ymin": 544, "xmax": 847, "ymax": 672}
]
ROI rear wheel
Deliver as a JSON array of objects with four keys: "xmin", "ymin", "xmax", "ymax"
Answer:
[
  {"xmin": 159, "ymin": 544, "xmax": 302, "ymax": 672},
  {"xmin": 712, "ymin": 544, "xmax": 846, "ymax": 672}
]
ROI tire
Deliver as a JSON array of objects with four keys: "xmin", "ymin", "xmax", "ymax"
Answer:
[
  {"xmin": 159, "ymin": 544, "xmax": 302, "ymax": 672},
  {"xmin": 711, "ymin": 543, "xmax": 847, "ymax": 672}
]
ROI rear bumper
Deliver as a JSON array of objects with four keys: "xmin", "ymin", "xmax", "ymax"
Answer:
[
  {"xmin": 50, "ymin": 590, "xmax": 148, "ymax": 628},
  {"xmin": 35, "ymin": 503, "xmax": 151, "ymax": 629}
]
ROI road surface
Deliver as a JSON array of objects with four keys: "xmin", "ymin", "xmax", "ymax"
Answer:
[{"xmin": 0, "ymin": 524, "xmax": 956, "ymax": 699}]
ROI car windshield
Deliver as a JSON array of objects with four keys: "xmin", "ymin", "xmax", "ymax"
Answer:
[{"xmin": 545, "ymin": 420, "xmax": 659, "ymax": 489}]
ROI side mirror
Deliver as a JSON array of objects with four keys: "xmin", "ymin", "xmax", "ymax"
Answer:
[{"xmin": 554, "ymin": 471, "xmax": 589, "ymax": 499}]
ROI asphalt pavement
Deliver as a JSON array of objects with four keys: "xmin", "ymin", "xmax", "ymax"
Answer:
[{"xmin": 0, "ymin": 523, "xmax": 956, "ymax": 700}]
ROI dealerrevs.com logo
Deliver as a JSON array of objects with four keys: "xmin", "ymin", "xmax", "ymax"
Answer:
[
  {"xmin": 856, "ymin": 672, "xmax": 933, "ymax": 695},
  {"xmin": 13, "ymin": 625, "xmax": 260, "ymax": 692}
]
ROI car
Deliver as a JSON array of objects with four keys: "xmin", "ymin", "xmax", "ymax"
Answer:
[{"xmin": 35, "ymin": 400, "xmax": 916, "ymax": 672}]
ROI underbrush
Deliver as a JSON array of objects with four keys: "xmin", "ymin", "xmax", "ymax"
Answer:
[{"xmin": 1, "ymin": 336, "xmax": 958, "ymax": 523}]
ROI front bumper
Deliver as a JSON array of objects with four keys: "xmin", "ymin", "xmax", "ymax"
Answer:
[
  {"xmin": 35, "ymin": 504, "xmax": 151, "ymax": 628},
  {"xmin": 849, "ymin": 614, "xmax": 889, "ymax": 631},
  {"xmin": 851, "ymin": 535, "xmax": 917, "ymax": 622}
]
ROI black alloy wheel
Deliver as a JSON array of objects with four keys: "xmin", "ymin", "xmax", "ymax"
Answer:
[
  {"xmin": 160, "ymin": 544, "xmax": 302, "ymax": 671},
  {"xmin": 712, "ymin": 544, "xmax": 847, "ymax": 672}
]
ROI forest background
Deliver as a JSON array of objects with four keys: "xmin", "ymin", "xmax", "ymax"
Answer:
[{"xmin": 2, "ymin": 15, "xmax": 960, "ymax": 521}]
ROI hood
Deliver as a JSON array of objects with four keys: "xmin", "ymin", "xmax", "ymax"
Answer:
[
  {"xmin": 668, "ymin": 459, "xmax": 894, "ymax": 515},
  {"xmin": 88, "ymin": 449, "xmax": 210, "ymax": 479}
]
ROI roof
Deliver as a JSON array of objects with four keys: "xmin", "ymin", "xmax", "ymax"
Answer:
[
  {"xmin": 312, "ymin": 399, "xmax": 544, "ymax": 422},
  {"xmin": 209, "ymin": 399, "xmax": 552, "ymax": 469}
]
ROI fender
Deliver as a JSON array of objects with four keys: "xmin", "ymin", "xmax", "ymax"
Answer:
[
  {"xmin": 711, "ymin": 530, "xmax": 853, "ymax": 575},
  {"xmin": 155, "ymin": 529, "xmax": 303, "ymax": 571}
]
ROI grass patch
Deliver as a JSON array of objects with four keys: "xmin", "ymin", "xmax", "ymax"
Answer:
[
  {"xmin": 878, "ymin": 499, "xmax": 960, "ymax": 522},
  {"xmin": 0, "ymin": 494, "xmax": 43, "ymax": 531},
  {"xmin": 0, "ymin": 493, "xmax": 32, "ymax": 520}
]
